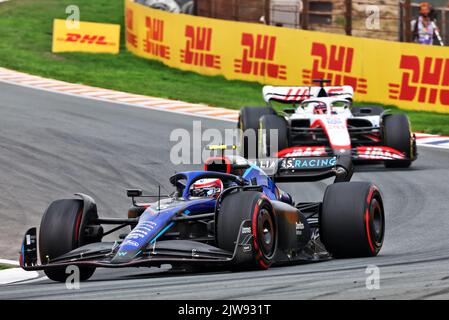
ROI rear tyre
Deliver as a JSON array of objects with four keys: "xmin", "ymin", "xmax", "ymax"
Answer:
[
  {"xmin": 351, "ymin": 105, "xmax": 384, "ymax": 116},
  {"xmin": 320, "ymin": 182, "xmax": 384, "ymax": 258},
  {"xmin": 239, "ymin": 107, "xmax": 276, "ymax": 159},
  {"xmin": 39, "ymin": 199, "xmax": 97, "ymax": 282},
  {"xmin": 258, "ymin": 115, "xmax": 289, "ymax": 158},
  {"xmin": 216, "ymin": 191, "xmax": 277, "ymax": 269},
  {"xmin": 383, "ymin": 114, "xmax": 413, "ymax": 168}
]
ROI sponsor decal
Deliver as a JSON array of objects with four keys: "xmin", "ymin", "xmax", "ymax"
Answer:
[
  {"xmin": 181, "ymin": 26, "xmax": 221, "ymax": 69},
  {"xmin": 52, "ymin": 19, "xmax": 120, "ymax": 54},
  {"xmin": 277, "ymin": 146, "xmax": 328, "ymax": 158},
  {"xmin": 144, "ymin": 16, "xmax": 171, "ymax": 59},
  {"xmin": 258, "ymin": 159, "xmax": 278, "ymax": 170},
  {"xmin": 357, "ymin": 147, "xmax": 405, "ymax": 160},
  {"xmin": 241, "ymin": 227, "xmax": 252, "ymax": 234},
  {"xmin": 302, "ymin": 42, "xmax": 368, "ymax": 95},
  {"xmin": 126, "ymin": 8, "xmax": 138, "ymax": 48},
  {"xmin": 126, "ymin": 221, "xmax": 158, "ymax": 241},
  {"xmin": 326, "ymin": 117, "xmax": 343, "ymax": 125},
  {"xmin": 234, "ymin": 33, "xmax": 287, "ymax": 80},
  {"xmin": 296, "ymin": 222, "xmax": 304, "ymax": 235},
  {"xmin": 389, "ymin": 55, "xmax": 449, "ymax": 106},
  {"xmin": 63, "ymin": 33, "xmax": 113, "ymax": 45},
  {"xmin": 123, "ymin": 240, "xmax": 140, "ymax": 247},
  {"xmin": 280, "ymin": 157, "xmax": 337, "ymax": 170},
  {"xmin": 283, "ymin": 87, "xmax": 311, "ymax": 102}
]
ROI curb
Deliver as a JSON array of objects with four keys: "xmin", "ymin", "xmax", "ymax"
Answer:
[
  {"xmin": 0, "ymin": 259, "xmax": 41, "ymax": 285},
  {"xmin": 0, "ymin": 67, "xmax": 239, "ymax": 122},
  {"xmin": 414, "ymin": 133, "xmax": 449, "ymax": 149},
  {"xmin": 0, "ymin": 269, "xmax": 40, "ymax": 285},
  {"xmin": 0, "ymin": 259, "xmax": 19, "ymax": 266}
]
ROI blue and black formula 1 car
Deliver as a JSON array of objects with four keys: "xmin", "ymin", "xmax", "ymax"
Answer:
[{"xmin": 20, "ymin": 149, "xmax": 385, "ymax": 282}]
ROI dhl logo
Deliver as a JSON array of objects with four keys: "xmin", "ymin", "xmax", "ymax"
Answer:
[
  {"xmin": 62, "ymin": 33, "xmax": 115, "ymax": 46},
  {"xmin": 126, "ymin": 8, "xmax": 137, "ymax": 48},
  {"xmin": 234, "ymin": 33, "xmax": 287, "ymax": 80},
  {"xmin": 181, "ymin": 26, "xmax": 221, "ymax": 69},
  {"xmin": 144, "ymin": 16, "xmax": 170, "ymax": 59},
  {"xmin": 389, "ymin": 55, "xmax": 449, "ymax": 106},
  {"xmin": 303, "ymin": 43, "xmax": 368, "ymax": 95}
]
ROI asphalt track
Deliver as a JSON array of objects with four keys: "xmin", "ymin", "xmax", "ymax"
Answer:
[{"xmin": 1, "ymin": 81, "xmax": 449, "ymax": 299}]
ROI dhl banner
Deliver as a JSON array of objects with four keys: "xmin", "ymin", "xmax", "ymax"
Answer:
[
  {"xmin": 125, "ymin": 0, "xmax": 449, "ymax": 113},
  {"xmin": 52, "ymin": 19, "xmax": 120, "ymax": 54}
]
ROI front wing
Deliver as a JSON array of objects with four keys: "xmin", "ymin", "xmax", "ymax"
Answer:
[
  {"xmin": 277, "ymin": 145, "xmax": 415, "ymax": 162},
  {"xmin": 20, "ymin": 221, "xmax": 253, "ymax": 271}
]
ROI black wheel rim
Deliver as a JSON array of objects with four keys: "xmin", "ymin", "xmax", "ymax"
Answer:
[
  {"xmin": 370, "ymin": 198, "xmax": 384, "ymax": 247},
  {"xmin": 257, "ymin": 207, "xmax": 275, "ymax": 258}
]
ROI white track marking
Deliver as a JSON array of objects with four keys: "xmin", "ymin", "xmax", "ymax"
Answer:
[
  {"xmin": 0, "ymin": 259, "xmax": 19, "ymax": 266},
  {"xmin": 0, "ymin": 67, "xmax": 239, "ymax": 122},
  {"xmin": 12, "ymin": 275, "xmax": 49, "ymax": 285},
  {"xmin": 0, "ymin": 269, "xmax": 39, "ymax": 285}
]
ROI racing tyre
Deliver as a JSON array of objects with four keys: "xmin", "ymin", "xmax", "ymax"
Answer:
[
  {"xmin": 351, "ymin": 105, "xmax": 384, "ymax": 116},
  {"xmin": 217, "ymin": 191, "xmax": 277, "ymax": 269},
  {"xmin": 39, "ymin": 199, "xmax": 97, "ymax": 282},
  {"xmin": 382, "ymin": 114, "xmax": 413, "ymax": 168},
  {"xmin": 239, "ymin": 107, "xmax": 276, "ymax": 159},
  {"xmin": 320, "ymin": 182, "xmax": 384, "ymax": 258},
  {"xmin": 259, "ymin": 115, "xmax": 289, "ymax": 158}
]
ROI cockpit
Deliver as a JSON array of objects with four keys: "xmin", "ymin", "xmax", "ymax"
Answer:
[{"xmin": 299, "ymin": 98, "xmax": 352, "ymax": 115}]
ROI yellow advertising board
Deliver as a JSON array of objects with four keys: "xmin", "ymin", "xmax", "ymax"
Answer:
[
  {"xmin": 52, "ymin": 19, "xmax": 120, "ymax": 54},
  {"xmin": 125, "ymin": 0, "xmax": 449, "ymax": 113}
]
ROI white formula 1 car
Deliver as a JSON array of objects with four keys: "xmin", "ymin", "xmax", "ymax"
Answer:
[{"xmin": 238, "ymin": 80, "xmax": 417, "ymax": 168}]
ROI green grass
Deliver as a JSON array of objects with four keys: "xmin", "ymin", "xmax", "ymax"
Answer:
[
  {"xmin": 1, "ymin": 0, "xmax": 449, "ymax": 134},
  {"xmin": 0, "ymin": 264, "xmax": 12, "ymax": 270}
]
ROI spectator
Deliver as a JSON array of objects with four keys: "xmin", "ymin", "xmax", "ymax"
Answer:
[{"xmin": 411, "ymin": 2, "xmax": 441, "ymax": 45}]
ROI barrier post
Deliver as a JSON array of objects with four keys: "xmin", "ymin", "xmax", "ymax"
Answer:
[
  {"xmin": 265, "ymin": 0, "xmax": 271, "ymax": 25},
  {"xmin": 345, "ymin": 0, "xmax": 352, "ymax": 36},
  {"xmin": 404, "ymin": 0, "xmax": 412, "ymax": 42},
  {"xmin": 302, "ymin": 0, "xmax": 309, "ymax": 30},
  {"xmin": 193, "ymin": 0, "xmax": 198, "ymax": 15}
]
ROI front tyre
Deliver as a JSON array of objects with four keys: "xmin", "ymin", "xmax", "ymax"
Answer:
[
  {"xmin": 239, "ymin": 106, "xmax": 276, "ymax": 159},
  {"xmin": 383, "ymin": 114, "xmax": 413, "ymax": 168},
  {"xmin": 320, "ymin": 182, "xmax": 385, "ymax": 258},
  {"xmin": 216, "ymin": 190, "xmax": 277, "ymax": 269},
  {"xmin": 39, "ymin": 199, "xmax": 97, "ymax": 282},
  {"xmin": 258, "ymin": 114, "xmax": 289, "ymax": 158}
]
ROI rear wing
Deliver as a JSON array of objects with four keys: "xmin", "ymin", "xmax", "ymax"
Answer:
[
  {"xmin": 263, "ymin": 85, "xmax": 354, "ymax": 104},
  {"xmin": 260, "ymin": 155, "xmax": 354, "ymax": 183}
]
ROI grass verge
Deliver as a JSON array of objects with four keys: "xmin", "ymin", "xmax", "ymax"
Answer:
[
  {"xmin": 1, "ymin": 0, "xmax": 449, "ymax": 134},
  {"xmin": 0, "ymin": 264, "xmax": 13, "ymax": 270}
]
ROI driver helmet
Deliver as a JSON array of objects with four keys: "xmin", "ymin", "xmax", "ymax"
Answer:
[
  {"xmin": 313, "ymin": 102, "xmax": 328, "ymax": 115},
  {"xmin": 190, "ymin": 179, "xmax": 223, "ymax": 198}
]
